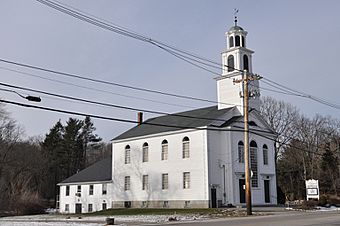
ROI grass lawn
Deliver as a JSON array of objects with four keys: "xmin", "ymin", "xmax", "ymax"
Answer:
[{"xmin": 86, "ymin": 208, "xmax": 226, "ymax": 216}]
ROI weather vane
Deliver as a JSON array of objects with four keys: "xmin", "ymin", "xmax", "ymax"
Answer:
[{"xmin": 234, "ymin": 8, "xmax": 239, "ymax": 26}]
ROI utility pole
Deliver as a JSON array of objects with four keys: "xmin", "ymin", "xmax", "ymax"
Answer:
[{"xmin": 234, "ymin": 70, "xmax": 261, "ymax": 216}]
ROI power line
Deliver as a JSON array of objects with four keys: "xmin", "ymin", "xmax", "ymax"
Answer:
[
  {"xmin": 0, "ymin": 98, "xmax": 260, "ymax": 134},
  {"xmin": 35, "ymin": 0, "xmax": 242, "ymax": 73},
  {"xmin": 36, "ymin": 0, "xmax": 340, "ymax": 112},
  {"xmin": 0, "ymin": 66, "xmax": 197, "ymax": 109},
  {"xmin": 0, "ymin": 82, "xmax": 240, "ymax": 123},
  {"xmin": 263, "ymin": 77, "xmax": 340, "ymax": 110},
  {"xmin": 0, "ymin": 97, "xmax": 326, "ymax": 157},
  {"xmin": 0, "ymin": 58, "xmax": 239, "ymax": 107}
]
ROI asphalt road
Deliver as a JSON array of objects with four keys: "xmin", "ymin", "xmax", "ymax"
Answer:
[{"xmin": 159, "ymin": 211, "xmax": 340, "ymax": 226}]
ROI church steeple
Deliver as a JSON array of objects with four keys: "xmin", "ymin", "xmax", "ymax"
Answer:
[{"xmin": 215, "ymin": 20, "xmax": 260, "ymax": 113}]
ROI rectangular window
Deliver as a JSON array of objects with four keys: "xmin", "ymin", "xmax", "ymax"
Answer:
[
  {"xmin": 65, "ymin": 204, "xmax": 69, "ymax": 212},
  {"xmin": 183, "ymin": 172, "xmax": 190, "ymax": 189},
  {"xmin": 124, "ymin": 176, "xmax": 130, "ymax": 191},
  {"xmin": 238, "ymin": 144, "xmax": 245, "ymax": 163},
  {"xmin": 65, "ymin": 185, "xmax": 70, "ymax": 196},
  {"xmin": 161, "ymin": 144, "xmax": 168, "ymax": 160},
  {"xmin": 162, "ymin": 173, "xmax": 168, "ymax": 190},
  {"xmin": 88, "ymin": 204, "xmax": 93, "ymax": 212},
  {"xmin": 142, "ymin": 146, "xmax": 148, "ymax": 162},
  {"xmin": 163, "ymin": 201, "xmax": 169, "ymax": 208},
  {"xmin": 102, "ymin": 203, "xmax": 107, "ymax": 210},
  {"xmin": 141, "ymin": 201, "xmax": 148, "ymax": 208},
  {"xmin": 263, "ymin": 148, "xmax": 268, "ymax": 165},
  {"xmin": 102, "ymin": 183, "xmax": 107, "ymax": 195},
  {"xmin": 125, "ymin": 149, "xmax": 131, "ymax": 164},
  {"xmin": 142, "ymin": 175, "xmax": 148, "ymax": 190},
  {"xmin": 182, "ymin": 141, "xmax": 190, "ymax": 158},
  {"xmin": 89, "ymin": 185, "xmax": 94, "ymax": 195},
  {"xmin": 77, "ymin": 185, "xmax": 81, "ymax": 193},
  {"xmin": 250, "ymin": 147, "xmax": 258, "ymax": 187}
]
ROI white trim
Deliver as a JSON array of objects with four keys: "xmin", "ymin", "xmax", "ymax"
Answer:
[
  {"xmin": 113, "ymin": 127, "xmax": 208, "ymax": 144},
  {"xmin": 58, "ymin": 180, "xmax": 112, "ymax": 186}
]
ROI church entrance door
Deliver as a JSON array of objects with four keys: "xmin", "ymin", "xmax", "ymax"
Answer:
[{"xmin": 239, "ymin": 179, "xmax": 245, "ymax": 203}]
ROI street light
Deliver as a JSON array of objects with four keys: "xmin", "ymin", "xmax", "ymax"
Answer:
[{"xmin": 0, "ymin": 88, "xmax": 41, "ymax": 102}]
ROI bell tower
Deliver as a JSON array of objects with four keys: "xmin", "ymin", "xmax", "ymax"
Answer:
[{"xmin": 216, "ymin": 17, "xmax": 260, "ymax": 113}]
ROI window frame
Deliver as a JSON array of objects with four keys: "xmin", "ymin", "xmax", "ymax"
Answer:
[
  {"xmin": 89, "ymin": 184, "xmax": 94, "ymax": 195},
  {"xmin": 162, "ymin": 173, "xmax": 169, "ymax": 190},
  {"xmin": 227, "ymin": 55, "xmax": 235, "ymax": 72},
  {"xmin": 263, "ymin": 144, "xmax": 269, "ymax": 165},
  {"xmin": 142, "ymin": 142, "xmax": 149, "ymax": 162},
  {"xmin": 142, "ymin": 175, "xmax": 149, "ymax": 190},
  {"xmin": 65, "ymin": 204, "xmax": 69, "ymax": 212},
  {"xmin": 243, "ymin": 54, "xmax": 249, "ymax": 71},
  {"xmin": 88, "ymin": 203, "xmax": 93, "ymax": 212},
  {"xmin": 250, "ymin": 141, "xmax": 258, "ymax": 188},
  {"xmin": 238, "ymin": 141, "xmax": 244, "ymax": 163},
  {"xmin": 229, "ymin": 36, "xmax": 234, "ymax": 48},
  {"xmin": 161, "ymin": 140, "xmax": 168, "ymax": 161},
  {"xmin": 183, "ymin": 172, "xmax": 190, "ymax": 189},
  {"xmin": 124, "ymin": 145, "xmax": 131, "ymax": 164},
  {"xmin": 124, "ymin": 176, "xmax": 131, "ymax": 191},
  {"xmin": 102, "ymin": 202, "xmax": 107, "ymax": 210},
  {"xmin": 235, "ymin": 35, "xmax": 241, "ymax": 47},
  {"xmin": 65, "ymin": 185, "xmax": 70, "ymax": 196},
  {"xmin": 102, "ymin": 183, "xmax": 107, "ymax": 195},
  {"xmin": 182, "ymin": 137, "xmax": 190, "ymax": 159}
]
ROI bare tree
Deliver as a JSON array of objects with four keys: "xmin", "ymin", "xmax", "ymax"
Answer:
[{"xmin": 259, "ymin": 96, "xmax": 300, "ymax": 161}]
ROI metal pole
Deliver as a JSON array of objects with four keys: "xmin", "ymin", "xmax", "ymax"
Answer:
[{"xmin": 243, "ymin": 70, "xmax": 252, "ymax": 215}]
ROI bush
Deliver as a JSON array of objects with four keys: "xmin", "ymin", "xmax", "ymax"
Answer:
[
  {"xmin": 10, "ymin": 191, "xmax": 46, "ymax": 215},
  {"xmin": 318, "ymin": 195, "xmax": 328, "ymax": 206}
]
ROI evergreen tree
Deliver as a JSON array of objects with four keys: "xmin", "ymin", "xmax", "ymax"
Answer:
[
  {"xmin": 41, "ymin": 120, "xmax": 64, "ymax": 200},
  {"xmin": 62, "ymin": 118, "xmax": 84, "ymax": 177},
  {"xmin": 320, "ymin": 143, "xmax": 338, "ymax": 194},
  {"xmin": 41, "ymin": 117, "xmax": 102, "ymax": 202},
  {"xmin": 81, "ymin": 116, "xmax": 101, "ymax": 168}
]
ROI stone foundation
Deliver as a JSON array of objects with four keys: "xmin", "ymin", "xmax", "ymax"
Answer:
[{"xmin": 112, "ymin": 200, "xmax": 209, "ymax": 208}]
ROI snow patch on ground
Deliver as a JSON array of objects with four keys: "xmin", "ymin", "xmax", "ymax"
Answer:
[{"xmin": 0, "ymin": 213, "xmax": 206, "ymax": 226}]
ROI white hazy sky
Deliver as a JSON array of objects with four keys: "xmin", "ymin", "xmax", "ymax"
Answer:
[{"xmin": 1, "ymin": 0, "xmax": 340, "ymax": 141}]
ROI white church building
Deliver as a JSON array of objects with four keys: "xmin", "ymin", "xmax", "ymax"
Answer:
[{"xmin": 58, "ymin": 22, "xmax": 277, "ymax": 213}]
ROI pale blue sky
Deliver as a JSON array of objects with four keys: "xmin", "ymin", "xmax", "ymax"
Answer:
[{"xmin": 0, "ymin": 0, "xmax": 339, "ymax": 141}]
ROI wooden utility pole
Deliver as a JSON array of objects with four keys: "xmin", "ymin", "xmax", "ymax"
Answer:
[
  {"xmin": 243, "ymin": 70, "xmax": 252, "ymax": 215},
  {"xmin": 234, "ymin": 70, "xmax": 261, "ymax": 216}
]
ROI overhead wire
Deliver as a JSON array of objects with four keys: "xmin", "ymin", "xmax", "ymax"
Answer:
[
  {"xmin": 0, "ymin": 98, "xmax": 325, "ymax": 157},
  {"xmin": 35, "ymin": 0, "xmax": 239, "ymax": 73},
  {"xmin": 35, "ymin": 0, "xmax": 340, "ymax": 112},
  {"xmin": 0, "ymin": 66, "xmax": 197, "ymax": 109},
  {"xmin": 0, "ymin": 82, "xmax": 241, "ymax": 123},
  {"xmin": 0, "ymin": 58, "xmax": 238, "ymax": 107}
]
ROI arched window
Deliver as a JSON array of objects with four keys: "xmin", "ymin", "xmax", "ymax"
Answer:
[
  {"xmin": 161, "ymin": 140, "xmax": 168, "ymax": 160},
  {"xmin": 238, "ymin": 141, "xmax": 244, "ymax": 163},
  {"xmin": 182, "ymin": 137, "xmax": 190, "ymax": 158},
  {"xmin": 243, "ymin": 55, "xmax": 249, "ymax": 71},
  {"xmin": 263, "ymin": 144, "xmax": 268, "ymax": 165},
  {"xmin": 142, "ymin": 142, "xmax": 148, "ymax": 162},
  {"xmin": 235, "ymin": 35, "xmax": 240, "ymax": 47},
  {"xmin": 124, "ymin": 145, "xmax": 131, "ymax": 164},
  {"xmin": 241, "ymin": 36, "xmax": 245, "ymax": 47},
  {"xmin": 227, "ymin": 55, "xmax": 235, "ymax": 72},
  {"xmin": 250, "ymin": 141, "xmax": 258, "ymax": 187},
  {"xmin": 229, "ymin": 36, "xmax": 234, "ymax": 48}
]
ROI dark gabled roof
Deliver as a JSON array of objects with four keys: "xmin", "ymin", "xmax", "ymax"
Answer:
[
  {"xmin": 59, "ymin": 157, "xmax": 112, "ymax": 184},
  {"xmin": 113, "ymin": 105, "xmax": 235, "ymax": 141}
]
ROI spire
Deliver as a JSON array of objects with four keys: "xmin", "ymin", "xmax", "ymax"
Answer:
[{"xmin": 234, "ymin": 8, "xmax": 239, "ymax": 26}]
